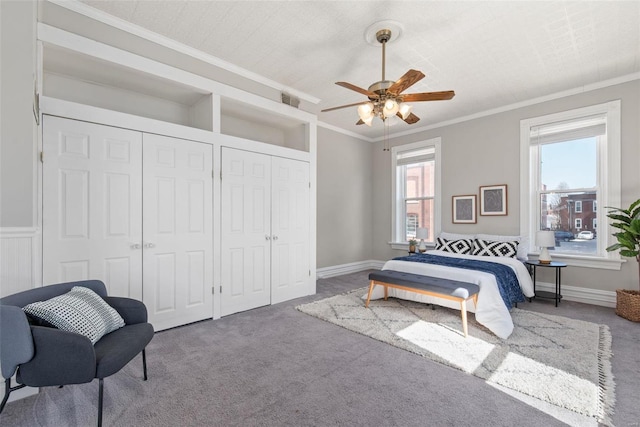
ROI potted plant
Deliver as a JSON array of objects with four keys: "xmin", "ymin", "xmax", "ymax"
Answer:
[
  {"xmin": 605, "ymin": 198, "xmax": 640, "ymax": 321},
  {"xmin": 408, "ymin": 239, "xmax": 417, "ymax": 253}
]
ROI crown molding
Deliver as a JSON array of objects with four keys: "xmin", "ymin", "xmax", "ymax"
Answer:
[
  {"xmin": 317, "ymin": 121, "xmax": 373, "ymax": 142},
  {"xmin": 372, "ymin": 72, "xmax": 640, "ymax": 142},
  {"xmin": 47, "ymin": 0, "xmax": 320, "ymax": 105}
]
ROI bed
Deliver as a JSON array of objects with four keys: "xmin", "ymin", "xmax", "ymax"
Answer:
[{"xmin": 367, "ymin": 236, "xmax": 535, "ymax": 339}]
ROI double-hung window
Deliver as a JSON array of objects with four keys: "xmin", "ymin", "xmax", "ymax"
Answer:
[
  {"xmin": 520, "ymin": 100, "xmax": 621, "ymax": 269},
  {"xmin": 391, "ymin": 138, "xmax": 441, "ymax": 247}
]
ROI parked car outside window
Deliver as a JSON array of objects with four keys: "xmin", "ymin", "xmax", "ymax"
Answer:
[
  {"xmin": 554, "ymin": 230, "xmax": 574, "ymax": 242},
  {"xmin": 577, "ymin": 230, "xmax": 594, "ymax": 240}
]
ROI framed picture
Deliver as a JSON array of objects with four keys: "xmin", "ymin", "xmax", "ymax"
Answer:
[
  {"xmin": 452, "ymin": 195, "xmax": 477, "ymax": 223},
  {"xmin": 480, "ymin": 184, "xmax": 508, "ymax": 216}
]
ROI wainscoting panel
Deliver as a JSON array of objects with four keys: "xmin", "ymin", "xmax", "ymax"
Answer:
[{"xmin": 0, "ymin": 227, "xmax": 41, "ymax": 297}]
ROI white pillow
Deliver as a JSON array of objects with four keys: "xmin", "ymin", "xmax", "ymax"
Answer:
[
  {"xmin": 23, "ymin": 286, "xmax": 125, "ymax": 344},
  {"xmin": 439, "ymin": 232, "xmax": 476, "ymax": 241},
  {"xmin": 475, "ymin": 234, "xmax": 529, "ymax": 260}
]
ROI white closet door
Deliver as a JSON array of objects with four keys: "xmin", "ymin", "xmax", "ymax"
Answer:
[
  {"xmin": 42, "ymin": 116, "xmax": 143, "ymax": 298},
  {"xmin": 142, "ymin": 134, "xmax": 213, "ymax": 331},
  {"xmin": 221, "ymin": 148, "xmax": 271, "ymax": 316},
  {"xmin": 271, "ymin": 157, "xmax": 310, "ymax": 304}
]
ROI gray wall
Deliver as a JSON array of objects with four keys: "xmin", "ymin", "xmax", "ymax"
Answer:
[
  {"xmin": 317, "ymin": 127, "xmax": 373, "ymax": 268},
  {"xmin": 0, "ymin": 0, "xmax": 37, "ymax": 227},
  {"xmin": 370, "ymin": 80, "xmax": 640, "ymax": 293}
]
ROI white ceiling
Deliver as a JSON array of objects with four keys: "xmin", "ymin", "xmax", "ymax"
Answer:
[{"xmin": 79, "ymin": 0, "xmax": 640, "ymax": 140}]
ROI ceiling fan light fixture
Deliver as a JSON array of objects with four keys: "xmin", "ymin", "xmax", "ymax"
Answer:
[
  {"xmin": 363, "ymin": 115, "xmax": 374, "ymax": 126},
  {"xmin": 399, "ymin": 103, "xmax": 412, "ymax": 120},
  {"xmin": 358, "ymin": 102, "xmax": 374, "ymax": 120},
  {"xmin": 383, "ymin": 98, "xmax": 399, "ymax": 118}
]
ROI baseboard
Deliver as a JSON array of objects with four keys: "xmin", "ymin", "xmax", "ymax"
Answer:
[
  {"xmin": 535, "ymin": 281, "xmax": 616, "ymax": 307},
  {"xmin": 317, "ymin": 260, "xmax": 617, "ymax": 307},
  {"xmin": 316, "ymin": 260, "xmax": 384, "ymax": 279}
]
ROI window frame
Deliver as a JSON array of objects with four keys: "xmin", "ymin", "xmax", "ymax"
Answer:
[
  {"xmin": 575, "ymin": 200, "xmax": 582, "ymax": 213},
  {"xmin": 520, "ymin": 100, "xmax": 622, "ymax": 270},
  {"xmin": 390, "ymin": 138, "xmax": 442, "ymax": 249}
]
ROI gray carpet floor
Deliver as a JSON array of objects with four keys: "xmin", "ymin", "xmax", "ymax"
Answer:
[{"xmin": 1, "ymin": 270, "xmax": 639, "ymax": 426}]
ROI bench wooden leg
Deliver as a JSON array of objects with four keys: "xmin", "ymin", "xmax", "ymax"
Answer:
[
  {"xmin": 384, "ymin": 285, "xmax": 388, "ymax": 301},
  {"xmin": 460, "ymin": 299, "xmax": 468, "ymax": 337},
  {"xmin": 365, "ymin": 280, "xmax": 376, "ymax": 308},
  {"xmin": 473, "ymin": 293, "xmax": 478, "ymax": 309}
]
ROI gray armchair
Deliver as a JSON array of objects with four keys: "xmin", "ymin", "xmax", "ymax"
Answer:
[{"xmin": 0, "ymin": 280, "xmax": 154, "ymax": 426}]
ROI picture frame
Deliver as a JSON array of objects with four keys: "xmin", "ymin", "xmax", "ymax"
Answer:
[
  {"xmin": 452, "ymin": 195, "xmax": 477, "ymax": 223},
  {"xmin": 480, "ymin": 184, "xmax": 508, "ymax": 216}
]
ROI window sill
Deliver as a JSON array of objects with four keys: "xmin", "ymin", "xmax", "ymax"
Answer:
[
  {"xmin": 389, "ymin": 242, "xmax": 435, "ymax": 251},
  {"xmin": 528, "ymin": 252, "xmax": 625, "ymax": 270}
]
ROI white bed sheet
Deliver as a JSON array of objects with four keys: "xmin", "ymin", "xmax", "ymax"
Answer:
[{"xmin": 369, "ymin": 250, "xmax": 535, "ymax": 339}]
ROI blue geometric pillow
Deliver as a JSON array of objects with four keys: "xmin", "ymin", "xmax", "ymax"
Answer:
[
  {"xmin": 23, "ymin": 286, "xmax": 125, "ymax": 344},
  {"xmin": 435, "ymin": 237, "xmax": 474, "ymax": 255},
  {"xmin": 473, "ymin": 239, "xmax": 519, "ymax": 258}
]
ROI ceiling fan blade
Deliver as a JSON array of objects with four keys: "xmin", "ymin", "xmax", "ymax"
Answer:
[
  {"xmin": 387, "ymin": 69, "xmax": 425, "ymax": 95},
  {"xmin": 321, "ymin": 101, "xmax": 367, "ymax": 113},
  {"xmin": 356, "ymin": 119, "xmax": 364, "ymax": 125},
  {"xmin": 401, "ymin": 91, "xmax": 455, "ymax": 102},
  {"xmin": 397, "ymin": 112, "xmax": 420, "ymax": 124},
  {"xmin": 336, "ymin": 81, "xmax": 377, "ymax": 98}
]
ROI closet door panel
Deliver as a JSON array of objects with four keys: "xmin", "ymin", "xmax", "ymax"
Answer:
[
  {"xmin": 271, "ymin": 157, "xmax": 310, "ymax": 304},
  {"xmin": 221, "ymin": 148, "xmax": 271, "ymax": 316},
  {"xmin": 42, "ymin": 116, "xmax": 143, "ymax": 298},
  {"xmin": 143, "ymin": 134, "xmax": 213, "ymax": 331}
]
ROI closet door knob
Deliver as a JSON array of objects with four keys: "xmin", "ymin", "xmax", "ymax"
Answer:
[
  {"xmin": 272, "ymin": 235, "xmax": 278, "ymax": 241},
  {"xmin": 265, "ymin": 235, "xmax": 271, "ymax": 241},
  {"xmin": 130, "ymin": 243, "xmax": 141, "ymax": 250},
  {"xmin": 143, "ymin": 242, "xmax": 156, "ymax": 248}
]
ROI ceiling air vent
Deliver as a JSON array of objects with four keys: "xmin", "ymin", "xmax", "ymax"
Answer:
[{"xmin": 281, "ymin": 92, "xmax": 300, "ymax": 108}]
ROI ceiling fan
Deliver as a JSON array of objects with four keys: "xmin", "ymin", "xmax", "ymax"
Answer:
[{"xmin": 321, "ymin": 28, "xmax": 455, "ymax": 127}]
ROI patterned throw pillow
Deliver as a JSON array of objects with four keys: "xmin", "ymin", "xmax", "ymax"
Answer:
[
  {"xmin": 473, "ymin": 239, "xmax": 519, "ymax": 258},
  {"xmin": 435, "ymin": 237, "xmax": 474, "ymax": 254},
  {"xmin": 23, "ymin": 286, "xmax": 125, "ymax": 344}
]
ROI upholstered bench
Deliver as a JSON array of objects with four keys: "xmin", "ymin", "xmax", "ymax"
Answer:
[{"xmin": 366, "ymin": 270, "xmax": 480, "ymax": 337}]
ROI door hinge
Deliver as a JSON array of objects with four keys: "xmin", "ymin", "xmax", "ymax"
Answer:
[
  {"xmin": 212, "ymin": 170, "xmax": 214, "ymax": 179},
  {"xmin": 309, "ymin": 269, "xmax": 311, "ymax": 276},
  {"xmin": 220, "ymin": 171, "xmax": 222, "ymax": 180},
  {"xmin": 309, "ymin": 182, "xmax": 311, "ymax": 188},
  {"xmin": 212, "ymin": 286, "xmax": 214, "ymax": 295},
  {"xmin": 219, "ymin": 285, "xmax": 222, "ymax": 293},
  {"xmin": 40, "ymin": 151, "xmax": 43, "ymax": 163}
]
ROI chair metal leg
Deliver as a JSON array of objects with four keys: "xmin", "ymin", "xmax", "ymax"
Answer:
[
  {"xmin": 97, "ymin": 378, "xmax": 104, "ymax": 427},
  {"xmin": 142, "ymin": 349, "xmax": 148, "ymax": 381},
  {"xmin": 0, "ymin": 377, "xmax": 27, "ymax": 414}
]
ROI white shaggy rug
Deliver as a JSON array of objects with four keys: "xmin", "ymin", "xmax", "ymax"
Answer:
[{"xmin": 297, "ymin": 287, "xmax": 615, "ymax": 426}]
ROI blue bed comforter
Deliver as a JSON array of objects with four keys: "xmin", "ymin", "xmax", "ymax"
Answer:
[{"xmin": 393, "ymin": 253, "xmax": 525, "ymax": 309}]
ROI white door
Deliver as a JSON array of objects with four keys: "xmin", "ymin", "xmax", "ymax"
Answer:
[
  {"xmin": 142, "ymin": 134, "xmax": 213, "ymax": 330},
  {"xmin": 42, "ymin": 116, "xmax": 143, "ymax": 299},
  {"xmin": 221, "ymin": 148, "xmax": 271, "ymax": 316},
  {"xmin": 271, "ymin": 157, "xmax": 311, "ymax": 304}
]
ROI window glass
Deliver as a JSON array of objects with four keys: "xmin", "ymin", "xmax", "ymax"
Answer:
[{"xmin": 392, "ymin": 139, "xmax": 440, "ymax": 245}]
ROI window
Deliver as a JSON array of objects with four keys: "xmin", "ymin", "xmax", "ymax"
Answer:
[
  {"xmin": 593, "ymin": 218, "xmax": 597, "ymax": 230},
  {"xmin": 520, "ymin": 100, "xmax": 621, "ymax": 269},
  {"xmin": 391, "ymin": 138, "xmax": 441, "ymax": 247},
  {"xmin": 575, "ymin": 200, "xmax": 582, "ymax": 213}
]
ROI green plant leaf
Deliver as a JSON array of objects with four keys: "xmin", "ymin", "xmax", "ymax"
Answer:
[
  {"xmin": 620, "ymin": 249, "xmax": 639, "ymax": 258},
  {"xmin": 607, "ymin": 213, "xmax": 631, "ymax": 223},
  {"xmin": 606, "ymin": 243, "xmax": 622, "ymax": 252}
]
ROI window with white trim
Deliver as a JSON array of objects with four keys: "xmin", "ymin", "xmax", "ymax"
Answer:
[
  {"xmin": 391, "ymin": 138, "xmax": 441, "ymax": 246},
  {"xmin": 520, "ymin": 100, "xmax": 621, "ymax": 269},
  {"xmin": 575, "ymin": 200, "xmax": 582, "ymax": 213}
]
